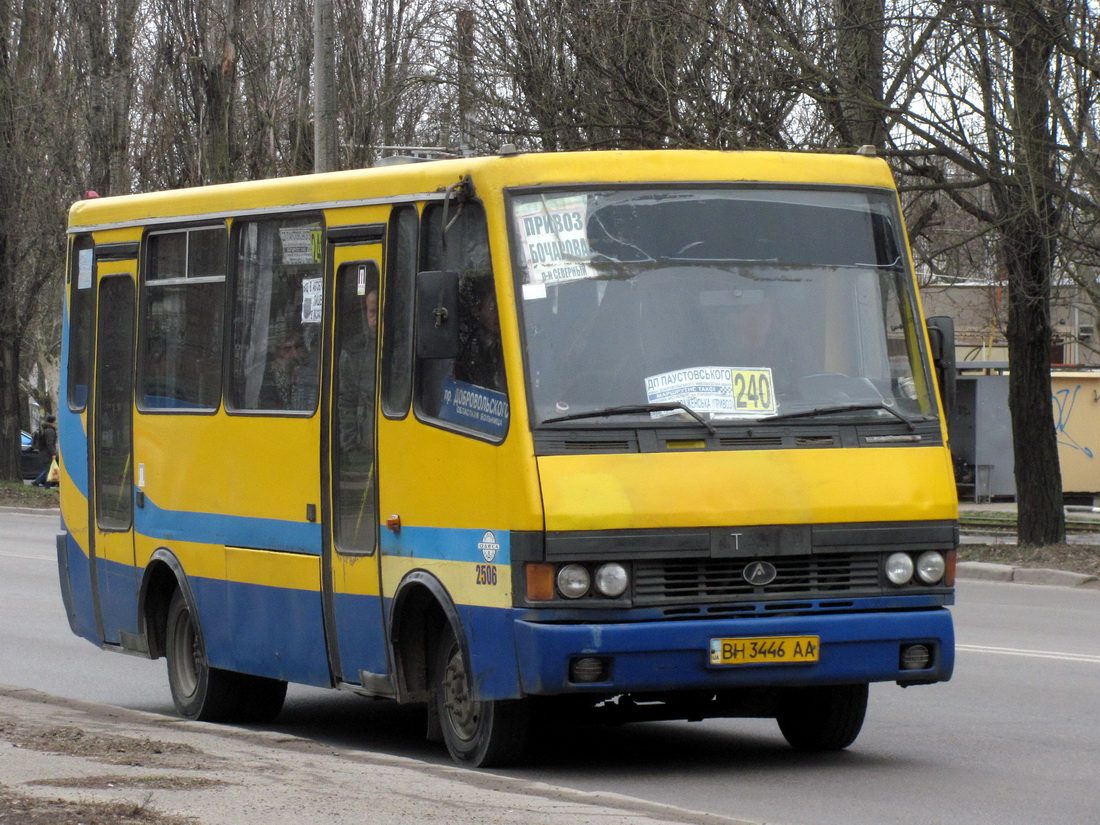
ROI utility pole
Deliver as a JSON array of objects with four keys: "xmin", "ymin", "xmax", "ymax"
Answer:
[{"xmin": 314, "ymin": 0, "xmax": 337, "ymax": 172}]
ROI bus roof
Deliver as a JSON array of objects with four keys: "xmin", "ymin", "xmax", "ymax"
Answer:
[{"xmin": 67, "ymin": 149, "xmax": 897, "ymax": 234}]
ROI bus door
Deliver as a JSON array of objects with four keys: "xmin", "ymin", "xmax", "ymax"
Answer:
[
  {"xmin": 322, "ymin": 239, "xmax": 392, "ymax": 692},
  {"xmin": 89, "ymin": 272, "xmax": 137, "ymax": 646}
]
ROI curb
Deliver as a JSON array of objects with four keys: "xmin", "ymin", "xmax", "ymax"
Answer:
[{"xmin": 957, "ymin": 561, "xmax": 1100, "ymax": 588}]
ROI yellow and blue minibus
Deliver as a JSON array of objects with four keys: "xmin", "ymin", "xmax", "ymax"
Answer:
[{"xmin": 57, "ymin": 148, "xmax": 958, "ymax": 766}]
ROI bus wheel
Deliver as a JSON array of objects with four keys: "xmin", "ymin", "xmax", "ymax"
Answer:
[
  {"xmin": 434, "ymin": 627, "xmax": 530, "ymax": 767},
  {"xmin": 776, "ymin": 683, "xmax": 868, "ymax": 752},
  {"xmin": 233, "ymin": 675, "xmax": 288, "ymax": 724},
  {"xmin": 165, "ymin": 589, "xmax": 239, "ymax": 723}
]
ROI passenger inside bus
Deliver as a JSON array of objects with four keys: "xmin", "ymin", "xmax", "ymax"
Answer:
[
  {"xmin": 260, "ymin": 329, "xmax": 305, "ymax": 409},
  {"xmin": 337, "ymin": 286, "xmax": 379, "ymax": 453},
  {"xmin": 455, "ymin": 275, "xmax": 504, "ymax": 392}
]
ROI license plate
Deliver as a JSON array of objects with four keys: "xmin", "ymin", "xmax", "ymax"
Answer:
[{"xmin": 709, "ymin": 635, "xmax": 820, "ymax": 666}]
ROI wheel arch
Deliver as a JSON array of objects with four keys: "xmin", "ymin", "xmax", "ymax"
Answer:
[
  {"xmin": 388, "ymin": 570, "xmax": 465, "ymax": 704},
  {"xmin": 138, "ymin": 548, "xmax": 199, "ymax": 660}
]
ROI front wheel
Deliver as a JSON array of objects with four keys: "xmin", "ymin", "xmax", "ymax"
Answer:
[
  {"xmin": 776, "ymin": 683, "xmax": 868, "ymax": 752},
  {"xmin": 434, "ymin": 627, "xmax": 529, "ymax": 767}
]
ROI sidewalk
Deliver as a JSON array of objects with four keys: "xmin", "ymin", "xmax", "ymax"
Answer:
[
  {"xmin": 957, "ymin": 500, "xmax": 1100, "ymax": 588},
  {"xmin": 0, "ymin": 686, "xmax": 752, "ymax": 825}
]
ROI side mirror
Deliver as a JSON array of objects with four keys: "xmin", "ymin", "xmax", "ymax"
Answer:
[
  {"xmin": 926, "ymin": 315, "xmax": 956, "ymax": 420},
  {"xmin": 415, "ymin": 270, "xmax": 460, "ymax": 359}
]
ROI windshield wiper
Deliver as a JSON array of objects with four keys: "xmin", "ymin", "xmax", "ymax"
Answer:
[
  {"xmin": 761, "ymin": 402, "xmax": 917, "ymax": 431},
  {"xmin": 543, "ymin": 402, "xmax": 718, "ymax": 435}
]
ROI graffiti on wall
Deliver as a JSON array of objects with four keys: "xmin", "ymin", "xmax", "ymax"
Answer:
[{"xmin": 1053, "ymin": 385, "xmax": 1094, "ymax": 459}]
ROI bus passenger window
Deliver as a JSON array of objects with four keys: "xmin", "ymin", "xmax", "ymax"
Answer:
[
  {"xmin": 67, "ymin": 236, "xmax": 95, "ymax": 411},
  {"xmin": 141, "ymin": 227, "xmax": 226, "ymax": 410},
  {"xmin": 229, "ymin": 216, "xmax": 323, "ymax": 413},
  {"xmin": 416, "ymin": 202, "xmax": 509, "ymax": 438},
  {"xmin": 381, "ymin": 205, "xmax": 417, "ymax": 418}
]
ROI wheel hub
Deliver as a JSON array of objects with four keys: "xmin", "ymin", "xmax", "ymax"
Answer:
[{"xmin": 441, "ymin": 649, "xmax": 480, "ymax": 741}]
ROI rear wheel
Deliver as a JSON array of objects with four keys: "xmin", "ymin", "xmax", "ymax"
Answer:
[
  {"xmin": 165, "ymin": 589, "xmax": 239, "ymax": 722},
  {"xmin": 165, "ymin": 589, "xmax": 288, "ymax": 724},
  {"xmin": 434, "ymin": 627, "xmax": 529, "ymax": 767},
  {"xmin": 234, "ymin": 674, "xmax": 288, "ymax": 724},
  {"xmin": 776, "ymin": 683, "xmax": 868, "ymax": 751}
]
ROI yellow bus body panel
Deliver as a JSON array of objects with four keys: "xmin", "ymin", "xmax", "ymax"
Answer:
[{"xmin": 538, "ymin": 447, "xmax": 957, "ymax": 532}]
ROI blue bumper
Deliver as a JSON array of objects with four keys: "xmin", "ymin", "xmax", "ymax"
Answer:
[{"xmin": 513, "ymin": 608, "xmax": 954, "ymax": 695}]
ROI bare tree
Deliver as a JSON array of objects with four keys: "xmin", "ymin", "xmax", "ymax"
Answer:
[
  {"xmin": 884, "ymin": 0, "xmax": 1100, "ymax": 545},
  {"xmin": 72, "ymin": 0, "xmax": 141, "ymax": 196},
  {"xmin": 0, "ymin": 0, "xmax": 78, "ymax": 479}
]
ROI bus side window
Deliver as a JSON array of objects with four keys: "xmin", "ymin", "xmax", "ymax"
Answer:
[
  {"xmin": 140, "ymin": 227, "xmax": 226, "ymax": 410},
  {"xmin": 381, "ymin": 205, "xmax": 417, "ymax": 418},
  {"xmin": 228, "ymin": 216, "xmax": 324, "ymax": 413},
  {"xmin": 67, "ymin": 235, "xmax": 95, "ymax": 411},
  {"xmin": 415, "ymin": 202, "xmax": 509, "ymax": 439}
]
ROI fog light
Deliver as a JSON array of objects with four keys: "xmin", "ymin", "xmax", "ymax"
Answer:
[
  {"xmin": 557, "ymin": 564, "xmax": 591, "ymax": 599},
  {"xmin": 900, "ymin": 643, "xmax": 932, "ymax": 670},
  {"xmin": 885, "ymin": 552, "xmax": 914, "ymax": 585},
  {"xmin": 569, "ymin": 657, "xmax": 609, "ymax": 683},
  {"xmin": 916, "ymin": 551, "xmax": 946, "ymax": 584},
  {"xmin": 594, "ymin": 563, "xmax": 629, "ymax": 598}
]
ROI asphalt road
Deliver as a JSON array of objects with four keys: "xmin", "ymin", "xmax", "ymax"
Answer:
[{"xmin": 3, "ymin": 508, "xmax": 1099, "ymax": 825}]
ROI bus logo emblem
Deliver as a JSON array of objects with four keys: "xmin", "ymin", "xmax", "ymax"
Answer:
[
  {"xmin": 743, "ymin": 561, "xmax": 777, "ymax": 586},
  {"xmin": 478, "ymin": 531, "xmax": 500, "ymax": 563}
]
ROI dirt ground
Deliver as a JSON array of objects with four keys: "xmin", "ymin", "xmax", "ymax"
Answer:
[{"xmin": 0, "ymin": 719, "xmax": 212, "ymax": 824}]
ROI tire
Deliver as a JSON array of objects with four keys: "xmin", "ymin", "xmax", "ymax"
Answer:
[
  {"xmin": 776, "ymin": 683, "xmax": 869, "ymax": 752},
  {"xmin": 434, "ymin": 626, "xmax": 529, "ymax": 767},
  {"xmin": 233, "ymin": 674, "xmax": 288, "ymax": 724},
  {"xmin": 165, "ymin": 589, "xmax": 241, "ymax": 723}
]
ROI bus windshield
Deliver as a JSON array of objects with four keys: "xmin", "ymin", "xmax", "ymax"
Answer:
[{"xmin": 510, "ymin": 186, "xmax": 937, "ymax": 427}]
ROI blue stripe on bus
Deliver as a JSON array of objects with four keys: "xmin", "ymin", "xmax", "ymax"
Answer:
[
  {"xmin": 198, "ymin": 575, "xmax": 333, "ymax": 686},
  {"xmin": 137, "ymin": 495, "xmax": 323, "ymax": 554},
  {"xmin": 380, "ymin": 524, "xmax": 511, "ymax": 565}
]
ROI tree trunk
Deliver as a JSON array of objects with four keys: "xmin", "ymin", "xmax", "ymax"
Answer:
[
  {"xmin": 834, "ymin": 0, "xmax": 885, "ymax": 147},
  {"xmin": 1004, "ymin": 0, "xmax": 1064, "ymax": 546}
]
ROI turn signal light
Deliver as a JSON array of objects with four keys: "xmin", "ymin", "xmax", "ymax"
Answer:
[{"xmin": 526, "ymin": 563, "xmax": 555, "ymax": 601}]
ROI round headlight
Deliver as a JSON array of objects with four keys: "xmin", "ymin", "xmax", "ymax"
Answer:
[
  {"xmin": 594, "ymin": 563, "xmax": 629, "ymax": 598},
  {"xmin": 916, "ymin": 551, "xmax": 946, "ymax": 584},
  {"xmin": 885, "ymin": 552, "xmax": 914, "ymax": 585},
  {"xmin": 557, "ymin": 564, "xmax": 591, "ymax": 599}
]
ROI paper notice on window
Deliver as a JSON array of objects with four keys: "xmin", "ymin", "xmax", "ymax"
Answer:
[
  {"xmin": 514, "ymin": 195, "xmax": 595, "ymax": 289},
  {"xmin": 644, "ymin": 366, "xmax": 776, "ymax": 418},
  {"xmin": 301, "ymin": 278, "xmax": 323, "ymax": 324},
  {"xmin": 280, "ymin": 227, "xmax": 322, "ymax": 265}
]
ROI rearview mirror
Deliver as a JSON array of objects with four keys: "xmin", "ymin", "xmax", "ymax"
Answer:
[{"xmin": 926, "ymin": 315, "xmax": 956, "ymax": 420}]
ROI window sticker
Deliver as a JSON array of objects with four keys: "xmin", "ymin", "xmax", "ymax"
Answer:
[
  {"xmin": 514, "ymin": 195, "xmax": 594, "ymax": 289},
  {"xmin": 438, "ymin": 376, "xmax": 509, "ymax": 437},
  {"xmin": 645, "ymin": 366, "xmax": 777, "ymax": 418},
  {"xmin": 78, "ymin": 247, "xmax": 94, "ymax": 289},
  {"xmin": 301, "ymin": 277, "xmax": 323, "ymax": 324}
]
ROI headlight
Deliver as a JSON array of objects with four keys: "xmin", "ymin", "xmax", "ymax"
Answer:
[
  {"xmin": 885, "ymin": 552, "xmax": 914, "ymax": 585},
  {"xmin": 557, "ymin": 564, "xmax": 591, "ymax": 599},
  {"xmin": 594, "ymin": 563, "xmax": 629, "ymax": 598},
  {"xmin": 916, "ymin": 551, "xmax": 946, "ymax": 584}
]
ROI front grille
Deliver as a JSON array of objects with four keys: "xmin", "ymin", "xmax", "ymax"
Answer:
[{"xmin": 633, "ymin": 553, "xmax": 881, "ymax": 606}]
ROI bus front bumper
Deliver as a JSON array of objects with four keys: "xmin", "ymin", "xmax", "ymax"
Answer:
[{"xmin": 513, "ymin": 608, "xmax": 954, "ymax": 695}]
